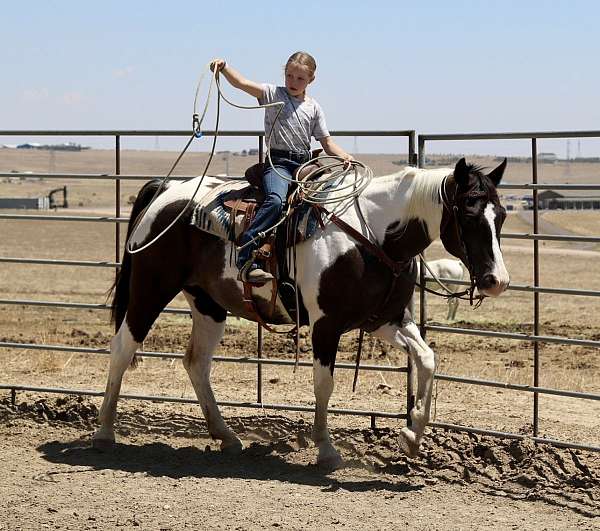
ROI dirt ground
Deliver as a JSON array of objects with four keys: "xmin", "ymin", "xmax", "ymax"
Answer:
[
  {"xmin": 0, "ymin": 395, "xmax": 598, "ymax": 530},
  {"xmin": 1, "ymin": 150, "xmax": 599, "ymax": 529}
]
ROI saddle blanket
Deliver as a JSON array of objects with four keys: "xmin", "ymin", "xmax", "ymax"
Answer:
[
  {"xmin": 190, "ymin": 178, "xmax": 254, "ymax": 242},
  {"xmin": 189, "ymin": 177, "xmax": 321, "ymax": 243}
]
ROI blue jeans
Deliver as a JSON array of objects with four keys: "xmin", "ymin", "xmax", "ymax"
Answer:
[{"xmin": 236, "ymin": 158, "xmax": 301, "ymax": 271}]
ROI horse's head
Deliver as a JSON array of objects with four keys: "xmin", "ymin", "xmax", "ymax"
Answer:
[{"xmin": 440, "ymin": 158, "xmax": 509, "ymax": 297}]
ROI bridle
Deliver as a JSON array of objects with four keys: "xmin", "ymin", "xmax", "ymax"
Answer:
[{"xmin": 439, "ymin": 175, "xmax": 486, "ymax": 307}]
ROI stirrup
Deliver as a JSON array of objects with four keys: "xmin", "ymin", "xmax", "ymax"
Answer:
[
  {"xmin": 237, "ymin": 258, "xmax": 255, "ymax": 282},
  {"xmin": 245, "ymin": 267, "xmax": 274, "ymax": 284}
]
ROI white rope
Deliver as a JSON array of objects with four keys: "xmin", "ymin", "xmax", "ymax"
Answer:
[
  {"xmin": 418, "ymin": 253, "xmax": 458, "ymax": 296},
  {"xmin": 126, "ymin": 63, "xmax": 374, "ymax": 254},
  {"xmin": 211, "ymin": 69, "xmax": 372, "ymax": 206}
]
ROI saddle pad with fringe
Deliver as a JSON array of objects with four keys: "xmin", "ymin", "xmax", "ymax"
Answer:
[
  {"xmin": 190, "ymin": 178, "xmax": 327, "ymax": 244},
  {"xmin": 190, "ymin": 178, "xmax": 258, "ymax": 241}
]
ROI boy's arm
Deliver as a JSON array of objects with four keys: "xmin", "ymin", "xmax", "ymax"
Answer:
[
  {"xmin": 211, "ymin": 59, "xmax": 263, "ymax": 99},
  {"xmin": 320, "ymin": 136, "xmax": 354, "ymax": 165}
]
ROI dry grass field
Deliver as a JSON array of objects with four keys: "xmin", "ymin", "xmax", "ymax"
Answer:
[{"xmin": 0, "ymin": 149, "xmax": 599, "ymax": 529}]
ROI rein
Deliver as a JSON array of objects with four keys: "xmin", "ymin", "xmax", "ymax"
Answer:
[{"xmin": 312, "ymin": 202, "xmax": 477, "ymax": 304}]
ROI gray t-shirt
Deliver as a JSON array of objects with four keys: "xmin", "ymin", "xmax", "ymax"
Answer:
[{"xmin": 259, "ymin": 84, "xmax": 330, "ymax": 152}]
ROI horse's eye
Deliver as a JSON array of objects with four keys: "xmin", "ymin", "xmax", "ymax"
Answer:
[{"xmin": 466, "ymin": 197, "xmax": 478, "ymax": 208}]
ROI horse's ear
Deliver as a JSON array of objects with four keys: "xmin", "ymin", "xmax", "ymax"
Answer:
[
  {"xmin": 453, "ymin": 158, "xmax": 469, "ymax": 189},
  {"xmin": 487, "ymin": 158, "xmax": 507, "ymax": 187}
]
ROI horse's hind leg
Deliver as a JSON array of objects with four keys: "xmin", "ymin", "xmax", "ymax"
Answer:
[
  {"xmin": 92, "ymin": 321, "xmax": 140, "ymax": 448},
  {"xmin": 447, "ymin": 297, "xmax": 459, "ymax": 321},
  {"xmin": 93, "ymin": 260, "xmax": 184, "ymax": 448},
  {"xmin": 183, "ymin": 290, "xmax": 243, "ymax": 453}
]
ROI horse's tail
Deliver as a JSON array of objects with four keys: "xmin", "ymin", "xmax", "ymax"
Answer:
[{"xmin": 108, "ymin": 179, "xmax": 166, "ymax": 331}]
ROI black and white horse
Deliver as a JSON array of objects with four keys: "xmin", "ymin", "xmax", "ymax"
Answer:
[{"xmin": 93, "ymin": 158, "xmax": 509, "ymax": 467}]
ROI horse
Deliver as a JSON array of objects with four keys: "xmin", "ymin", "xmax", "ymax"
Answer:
[
  {"xmin": 415, "ymin": 258, "xmax": 466, "ymax": 320},
  {"xmin": 92, "ymin": 157, "xmax": 509, "ymax": 468}
]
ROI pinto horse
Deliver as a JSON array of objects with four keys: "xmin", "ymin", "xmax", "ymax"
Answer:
[{"xmin": 93, "ymin": 158, "xmax": 509, "ymax": 467}]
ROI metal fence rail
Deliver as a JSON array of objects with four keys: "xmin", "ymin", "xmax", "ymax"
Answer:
[
  {"xmin": 3, "ymin": 340, "xmax": 599, "ymax": 401},
  {"xmin": 1, "ymin": 128, "xmax": 599, "ymax": 453}
]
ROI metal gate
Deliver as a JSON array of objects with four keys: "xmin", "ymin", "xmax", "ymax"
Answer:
[{"xmin": 0, "ymin": 128, "xmax": 598, "ymax": 452}]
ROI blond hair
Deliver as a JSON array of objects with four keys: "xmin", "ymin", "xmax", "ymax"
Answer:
[{"xmin": 285, "ymin": 51, "xmax": 317, "ymax": 77}]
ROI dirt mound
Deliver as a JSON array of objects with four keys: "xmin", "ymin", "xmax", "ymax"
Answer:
[
  {"xmin": 1, "ymin": 396, "xmax": 598, "ymax": 517},
  {"xmin": 1, "ymin": 395, "xmax": 98, "ymax": 426}
]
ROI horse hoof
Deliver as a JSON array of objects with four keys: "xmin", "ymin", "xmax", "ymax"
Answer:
[
  {"xmin": 317, "ymin": 450, "xmax": 344, "ymax": 470},
  {"xmin": 398, "ymin": 428, "xmax": 420, "ymax": 458},
  {"xmin": 91, "ymin": 437, "xmax": 115, "ymax": 451},
  {"xmin": 220, "ymin": 439, "xmax": 244, "ymax": 455}
]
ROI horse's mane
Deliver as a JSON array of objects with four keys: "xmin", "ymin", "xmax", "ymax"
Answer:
[
  {"xmin": 409, "ymin": 168, "xmax": 448, "ymax": 215},
  {"xmin": 465, "ymin": 163, "xmax": 487, "ymax": 178},
  {"xmin": 384, "ymin": 167, "xmax": 450, "ymax": 222},
  {"xmin": 382, "ymin": 162, "xmax": 490, "ymax": 215}
]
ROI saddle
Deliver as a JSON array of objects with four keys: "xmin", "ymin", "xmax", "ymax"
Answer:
[
  {"xmin": 190, "ymin": 155, "xmax": 328, "ymax": 327},
  {"xmin": 236, "ymin": 153, "xmax": 331, "ymax": 326},
  {"xmin": 222, "ymin": 149, "xmax": 326, "ymax": 249}
]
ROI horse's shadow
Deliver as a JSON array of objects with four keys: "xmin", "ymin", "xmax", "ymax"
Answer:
[{"xmin": 36, "ymin": 438, "xmax": 422, "ymax": 494}]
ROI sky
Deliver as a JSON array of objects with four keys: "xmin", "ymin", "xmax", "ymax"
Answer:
[{"xmin": 2, "ymin": 0, "xmax": 600, "ymax": 157}]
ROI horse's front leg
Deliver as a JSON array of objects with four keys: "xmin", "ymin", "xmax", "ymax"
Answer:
[
  {"xmin": 311, "ymin": 317, "xmax": 343, "ymax": 469},
  {"xmin": 372, "ymin": 319, "xmax": 436, "ymax": 456}
]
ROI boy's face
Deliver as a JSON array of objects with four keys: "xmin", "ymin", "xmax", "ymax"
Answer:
[{"xmin": 285, "ymin": 63, "xmax": 314, "ymax": 97}]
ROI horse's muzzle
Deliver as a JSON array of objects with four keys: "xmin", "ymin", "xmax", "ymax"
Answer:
[{"xmin": 477, "ymin": 273, "xmax": 509, "ymax": 297}]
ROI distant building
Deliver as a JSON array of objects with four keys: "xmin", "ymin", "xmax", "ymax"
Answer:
[
  {"xmin": 0, "ymin": 197, "xmax": 50, "ymax": 209},
  {"xmin": 538, "ymin": 152, "xmax": 557, "ymax": 164},
  {"xmin": 15, "ymin": 142, "xmax": 89, "ymax": 151},
  {"xmin": 523, "ymin": 190, "xmax": 600, "ymax": 210},
  {"xmin": 17, "ymin": 143, "xmax": 42, "ymax": 149}
]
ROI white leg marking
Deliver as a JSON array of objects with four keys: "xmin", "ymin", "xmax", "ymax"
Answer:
[
  {"xmin": 447, "ymin": 297, "xmax": 459, "ymax": 321},
  {"xmin": 312, "ymin": 360, "xmax": 342, "ymax": 468},
  {"xmin": 93, "ymin": 319, "xmax": 140, "ymax": 445},
  {"xmin": 373, "ymin": 321, "xmax": 435, "ymax": 456},
  {"xmin": 183, "ymin": 293, "xmax": 242, "ymax": 453}
]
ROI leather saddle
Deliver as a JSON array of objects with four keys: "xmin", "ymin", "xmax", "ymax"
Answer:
[{"xmin": 219, "ymin": 153, "xmax": 326, "ymax": 325}]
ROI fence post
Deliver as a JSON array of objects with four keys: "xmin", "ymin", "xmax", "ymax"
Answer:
[
  {"xmin": 115, "ymin": 135, "xmax": 121, "ymax": 266},
  {"xmin": 257, "ymin": 324, "xmax": 263, "ymax": 404},
  {"xmin": 532, "ymin": 138, "xmax": 540, "ymax": 436},
  {"xmin": 408, "ymin": 131, "xmax": 417, "ymax": 166},
  {"xmin": 256, "ymin": 134, "xmax": 264, "ymax": 405}
]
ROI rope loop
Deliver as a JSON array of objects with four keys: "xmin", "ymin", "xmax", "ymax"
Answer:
[
  {"xmin": 192, "ymin": 113, "xmax": 203, "ymax": 138},
  {"xmin": 125, "ymin": 63, "xmax": 374, "ymax": 255}
]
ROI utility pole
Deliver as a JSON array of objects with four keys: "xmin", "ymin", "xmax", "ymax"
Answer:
[
  {"xmin": 48, "ymin": 149, "xmax": 56, "ymax": 174},
  {"xmin": 223, "ymin": 152, "xmax": 230, "ymax": 175}
]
